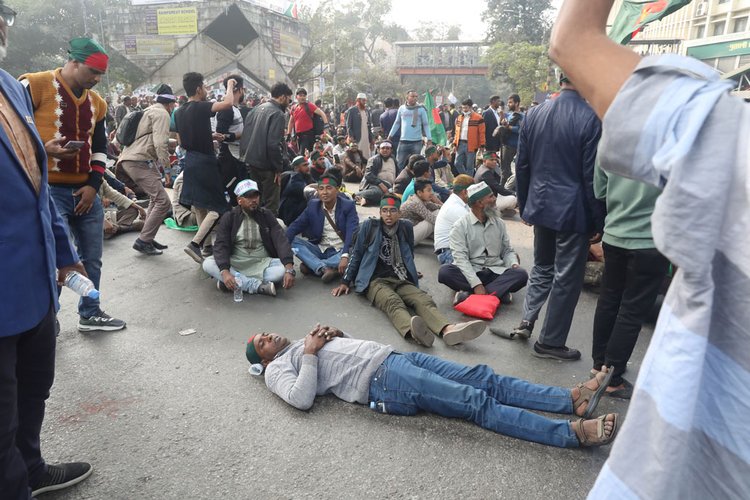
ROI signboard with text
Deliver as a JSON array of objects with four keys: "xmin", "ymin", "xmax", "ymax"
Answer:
[{"xmin": 157, "ymin": 7, "xmax": 198, "ymax": 35}]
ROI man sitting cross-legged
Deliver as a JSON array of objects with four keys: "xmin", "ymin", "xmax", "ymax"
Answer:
[
  {"xmin": 287, "ymin": 172, "xmax": 359, "ymax": 283},
  {"xmin": 331, "ymin": 195, "xmax": 486, "ymax": 347},
  {"xmin": 399, "ymin": 178, "xmax": 441, "ymax": 246},
  {"xmin": 202, "ymin": 179, "xmax": 296, "ymax": 297},
  {"xmin": 247, "ymin": 324, "xmax": 620, "ymax": 448},
  {"xmin": 438, "ymin": 182, "xmax": 529, "ymax": 306}
]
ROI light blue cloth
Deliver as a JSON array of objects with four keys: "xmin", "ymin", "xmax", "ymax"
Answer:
[
  {"xmin": 388, "ymin": 105, "xmax": 432, "ymax": 142},
  {"xmin": 591, "ymin": 55, "xmax": 750, "ymax": 499}
]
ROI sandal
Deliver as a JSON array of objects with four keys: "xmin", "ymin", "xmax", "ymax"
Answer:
[
  {"xmin": 573, "ymin": 367, "xmax": 613, "ymax": 419},
  {"xmin": 574, "ymin": 413, "xmax": 619, "ymax": 447}
]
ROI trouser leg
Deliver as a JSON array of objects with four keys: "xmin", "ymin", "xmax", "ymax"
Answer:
[
  {"xmin": 396, "ymin": 282, "xmax": 450, "ymax": 335},
  {"xmin": 437, "ymin": 264, "xmax": 474, "ymax": 292},
  {"xmin": 412, "ymin": 220, "xmax": 434, "ymax": 245},
  {"xmin": 484, "ymin": 268, "xmax": 529, "ymax": 297},
  {"xmin": 122, "ymin": 161, "xmax": 170, "ymax": 242},
  {"xmin": 192, "ymin": 209, "xmax": 219, "ymax": 247},
  {"xmin": 366, "ymin": 278, "xmax": 412, "ymax": 337},
  {"xmin": 521, "ymin": 225, "xmax": 557, "ymax": 323},
  {"xmin": 591, "ymin": 243, "xmax": 628, "ymax": 369}
]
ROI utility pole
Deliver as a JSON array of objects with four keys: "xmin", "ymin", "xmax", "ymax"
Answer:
[{"xmin": 333, "ymin": 32, "xmax": 337, "ymax": 113}]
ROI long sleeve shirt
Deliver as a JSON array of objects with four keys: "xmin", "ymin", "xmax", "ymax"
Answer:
[
  {"xmin": 400, "ymin": 196, "xmax": 440, "ymax": 225},
  {"xmin": 264, "ymin": 335, "xmax": 393, "ymax": 410},
  {"xmin": 388, "ymin": 105, "xmax": 431, "ymax": 142},
  {"xmin": 118, "ymin": 104, "xmax": 171, "ymax": 167},
  {"xmin": 449, "ymin": 211, "xmax": 519, "ymax": 288}
]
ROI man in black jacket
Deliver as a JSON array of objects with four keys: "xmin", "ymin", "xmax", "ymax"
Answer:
[
  {"xmin": 483, "ymin": 96, "xmax": 503, "ymax": 154},
  {"xmin": 239, "ymin": 82, "xmax": 293, "ymax": 215},
  {"xmin": 202, "ymin": 180, "xmax": 296, "ymax": 297}
]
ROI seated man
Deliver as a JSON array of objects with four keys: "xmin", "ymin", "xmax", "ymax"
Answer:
[
  {"xmin": 309, "ymin": 150, "xmax": 328, "ymax": 182},
  {"xmin": 247, "ymin": 324, "xmax": 619, "ymax": 448},
  {"xmin": 356, "ymin": 141, "xmax": 397, "ymax": 206},
  {"xmin": 341, "ymin": 142, "xmax": 367, "ymax": 183},
  {"xmin": 171, "ymin": 172, "xmax": 198, "ymax": 228},
  {"xmin": 425, "ymin": 145, "xmax": 451, "ymax": 202},
  {"xmin": 331, "ymin": 195, "xmax": 486, "ymax": 347},
  {"xmin": 393, "ymin": 154, "xmax": 423, "ymax": 196},
  {"xmin": 438, "ymin": 182, "xmax": 529, "ymax": 305},
  {"xmin": 279, "ymin": 156, "xmax": 315, "ymax": 226},
  {"xmin": 332, "ymin": 135, "xmax": 348, "ymax": 158},
  {"xmin": 203, "ymin": 180, "xmax": 296, "ymax": 297},
  {"xmin": 474, "ymin": 151, "xmax": 517, "ymax": 213},
  {"xmin": 433, "ymin": 174, "xmax": 474, "ymax": 265},
  {"xmin": 287, "ymin": 172, "xmax": 359, "ymax": 282},
  {"xmin": 400, "ymin": 179, "xmax": 440, "ymax": 246}
]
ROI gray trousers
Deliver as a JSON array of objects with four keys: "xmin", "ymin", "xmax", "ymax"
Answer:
[
  {"xmin": 121, "ymin": 160, "xmax": 170, "ymax": 243},
  {"xmin": 522, "ymin": 225, "xmax": 590, "ymax": 347}
]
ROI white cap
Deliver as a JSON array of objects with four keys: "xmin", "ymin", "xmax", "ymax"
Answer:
[
  {"xmin": 234, "ymin": 179, "xmax": 260, "ymax": 197},
  {"xmin": 467, "ymin": 181, "xmax": 492, "ymax": 204},
  {"xmin": 356, "ymin": 92, "xmax": 367, "ymax": 100}
]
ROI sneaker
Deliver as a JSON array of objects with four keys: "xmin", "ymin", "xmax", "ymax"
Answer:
[
  {"xmin": 30, "ymin": 462, "xmax": 93, "ymax": 496},
  {"xmin": 500, "ymin": 292, "xmax": 513, "ymax": 304},
  {"xmin": 442, "ymin": 320, "xmax": 487, "ymax": 346},
  {"xmin": 78, "ymin": 312, "xmax": 126, "ymax": 332},
  {"xmin": 133, "ymin": 238, "xmax": 163, "ymax": 256},
  {"xmin": 151, "ymin": 240, "xmax": 168, "ymax": 250},
  {"xmin": 532, "ymin": 341, "xmax": 581, "ymax": 361},
  {"xmin": 452, "ymin": 291, "xmax": 470, "ymax": 306},
  {"xmin": 321, "ymin": 268, "xmax": 340, "ymax": 283},
  {"xmin": 184, "ymin": 242, "xmax": 203, "ymax": 264},
  {"xmin": 511, "ymin": 320, "xmax": 534, "ymax": 340},
  {"xmin": 409, "ymin": 316, "xmax": 434, "ymax": 347},
  {"xmin": 201, "ymin": 244, "xmax": 213, "ymax": 257},
  {"xmin": 257, "ymin": 281, "xmax": 276, "ymax": 297},
  {"xmin": 299, "ymin": 262, "xmax": 313, "ymax": 275},
  {"xmin": 217, "ymin": 280, "xmax": 230, "ymax": 293}
]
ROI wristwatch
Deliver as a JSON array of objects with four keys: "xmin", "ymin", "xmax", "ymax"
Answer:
[
  {"xmin": 341, "ymin": 253, "xmax": 350, "ymax": 259},
  {"xmin": 285, "ymin": 268, "xmax": 297, "ymax": 277}
]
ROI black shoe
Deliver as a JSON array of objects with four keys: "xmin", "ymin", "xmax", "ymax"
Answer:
[
  {"xmin": 532, "ymin": 341, "xmax": 581, "ymax": 361},
  {"xmin": 133, "ymin": 238, "xmax": 163, "ymax": 256},
  {"xmin": 31, "ymin": 462, "xmax": 93, "ymax": 496},
  {"xmin": 78, "ymin": 312, "xmax": 126, "ymax": 332},
  {"xmin": 511, "ymin": 320, "xmax": 533, "ymax": 340},
  {"xmin": 151, "ymin": 240, "xmax": 168, "ymax": 250},
  {"xmin": 216, "ymin": 280, "xmax": 230, "ymax": 293},
  {"xmin": 452, "ymin": 291, "xmax": 470, "ymax": 306},
  {"xmin": 184, "ymin": 242, "xmax": 204, "ymax": 264}
]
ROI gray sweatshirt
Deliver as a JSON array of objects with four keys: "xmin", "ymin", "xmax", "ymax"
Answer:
[{"xmin": 264, "ymin": 336, "xmax": 394, "ymax": 410}]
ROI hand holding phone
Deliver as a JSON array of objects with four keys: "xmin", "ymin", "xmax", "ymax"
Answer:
[{"xmin": 63, "ymin": 141, "xmax": 85, "ymax": 150}]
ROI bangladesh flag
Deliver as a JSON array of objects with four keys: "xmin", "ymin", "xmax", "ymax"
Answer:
[
  {"xmin": 284, "ymin": 2, "xmax": 298, "ymax": 19},
  {"xmin": 609, "ymin": 0, "xmax": 691, "ymax": 45},
  {"xmin": 423, "ymin": 90, "xmax": 447, "ymax": 146}
]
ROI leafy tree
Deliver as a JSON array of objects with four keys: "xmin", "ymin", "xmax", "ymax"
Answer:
[
  {"xmin": 484, "ymin": 0, "xmax": 554, "ymax": 45},
  {"xmin": 485, "ymin": 41, "xmax": 550, "ymax": 104}
]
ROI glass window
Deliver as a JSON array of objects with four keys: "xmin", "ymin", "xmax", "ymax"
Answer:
[
  {"xmin": 733, "ymin": 17, "xmax": 748, "ymax": 33},
  {"xmin": 717, "ymin": 56, "xmax": 736, "ymax": 73},
  {"xmin": 712, "ymin": 21, "xmax": 726, "ymax": 36},
  {"xmin": 695, "ymin": 24, "xmax": 706, "ymax": 38}
]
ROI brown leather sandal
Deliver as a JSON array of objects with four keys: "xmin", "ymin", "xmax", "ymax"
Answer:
[
  {"xmin": 573, "ymin": 367, "xmax": 613, "ymax": 419},
  {"xmin": 574, "ymin": 413, "xmax": 620, "ymax": 447}
]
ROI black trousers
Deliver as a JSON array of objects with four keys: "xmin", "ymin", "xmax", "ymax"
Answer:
[
  {"xmin": 0, "ymin": 306, "xmax": 56, "ymax": 500},
  {"xmin": 500, "ymin": 145, "xmax": 516, "ymax": 185},
  {"xmin": 297, "ymin": 131, "xmax": 317, "ymax": 156},
  {"xmin": 592, "ymin": 243, "xmax": 669, "ymax": 386},
  {"xmin": 438, "ymin": 265, "xmax": 528, "ymax": 298}
]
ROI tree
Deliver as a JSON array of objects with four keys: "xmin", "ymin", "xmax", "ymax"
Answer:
[
  {"xmin": 413, "ymin": 23, "xmax": 463, "ymax": 41},
  {"xmin": 485, "ymin": 41, "xmax": 550, "ymax": 104},
  {"xmin": 484, "ymin": 0, "xmax": 554, "ymax": 45}
]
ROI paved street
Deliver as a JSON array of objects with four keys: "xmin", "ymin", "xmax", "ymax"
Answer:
[{"xmin": 42, "ymin": 197, "xmax": 651, "ymax": 499}]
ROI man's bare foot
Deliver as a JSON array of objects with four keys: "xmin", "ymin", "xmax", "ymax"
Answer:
[
  {"xmin": 572, "ymin": 366, "xmax": 611, "ymax": 417},
  {"xmin": 573, "ymin": 413, "xmax": 619, "ymax": 447}
]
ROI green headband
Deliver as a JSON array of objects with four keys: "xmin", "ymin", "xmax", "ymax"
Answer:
[
  {"xmin": 453, "ymin": 183, "xmax": 472, "ymax": 193},
  {"xmin": 468, "ymin": 185, "xmax": 492, "ymax": 204},
  {"xmin": 380, "ymin": 196, "xmax": 401, "ymax": 209},
  {"xmin": 246, "ymin": 336, "xmax": 262, "ymax": 364},
  {"xmin": 318, "ymin": 176, "xmax": 339, "ymax": 188}
]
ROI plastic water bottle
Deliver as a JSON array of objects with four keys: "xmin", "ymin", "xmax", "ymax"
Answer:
[
  {"xmin": 233, "ymin": 272, "xmax": 244, "ymax": 303},
  {"xmin": 64, "ymin": 271, "xmax": 100, "ymax": 299}
]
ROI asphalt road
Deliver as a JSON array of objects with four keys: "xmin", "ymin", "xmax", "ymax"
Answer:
[{"xmin": 41, "ymin": 198, "xmax": 651, "ymax": 500}]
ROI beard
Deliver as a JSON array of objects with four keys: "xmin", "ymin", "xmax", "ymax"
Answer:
[{"xmin": 484, "ymin": 205, "xmax": 500, "ymax": 218}]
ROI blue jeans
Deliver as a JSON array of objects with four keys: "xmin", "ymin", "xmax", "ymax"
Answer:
[
  {"xmin": 454, "ymin": 142, "xmax": 476, "ymax": 176},
  {"xmin": 291, "ymin": 237, "xmax": 341, "ymax": 275},
  {"xmin": 49, "ymin": 186, "xmax": 104, "ymax": 318},
  {"xmin": 368, "ymin": 352, "xmax": 578, "ymax": 448},
  {"xmin": 396, "ymin": 140, "xmax": 423, "ymax": 172},
  {"xmin": 436, "ymin": 249, "xmax": 454, "ymax": 265},
  {"xmin": 202, "ymin": 257, "xmax": 285, "ymax": 294}
]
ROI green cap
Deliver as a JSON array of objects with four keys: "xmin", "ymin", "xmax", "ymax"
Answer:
[
  {"xmin": 68, "ymin": 37, "xmax": 109, "ymax": 72},
  {"xmin": 246, "ymin": 335, "xmax": 262, "ymax": 364}
]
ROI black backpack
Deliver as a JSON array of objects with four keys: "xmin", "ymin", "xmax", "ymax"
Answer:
[
  {"xmin": 302, "ymin": 102, "xmax": 325, "ymax": 136},
  {"xmin": 116, "ymin": 109, "xmax": 146, "ymax": 147}
]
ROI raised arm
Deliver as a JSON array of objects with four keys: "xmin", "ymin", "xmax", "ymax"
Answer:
[{"xmin": 549, "ymin": 0, "xmax": 641, "ymax": 119}]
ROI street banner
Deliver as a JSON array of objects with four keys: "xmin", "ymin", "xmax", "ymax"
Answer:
[
  {"xmin": 423, "ymin": 90, "xmax": 447, "ymax": 146},
  {"xmin": 609, "ymin": 0, "xmax": 692, "ymax": 45},
  {"xmin": 157, "ymin": 7, "xmax": 198, "ymax": 36}
]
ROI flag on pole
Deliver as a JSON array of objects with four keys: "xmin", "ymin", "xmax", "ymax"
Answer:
[
  {"xmin": 609, "ymin": 0, "xmax": 691, "ymax": 45},
  {"xmin": 423, "ymin": 90, "xmax": 447, "ymax": 146},
  {"xmin": 284, "ymin": 2, "xmax": 298, "ymax": 19}
]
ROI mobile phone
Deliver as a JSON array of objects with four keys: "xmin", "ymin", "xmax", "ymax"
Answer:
[
  {"xmin": 63, "ymin": 141, "xmax": 85, "ymax": 150},
  {"xmin": 334, "ymin": 154, "xmax": 340, "ymax": 164}
]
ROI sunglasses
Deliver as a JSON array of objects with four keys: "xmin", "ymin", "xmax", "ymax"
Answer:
[{"xmin": 0, "ymin": 5, "xmax": 16, "ymax": 27}]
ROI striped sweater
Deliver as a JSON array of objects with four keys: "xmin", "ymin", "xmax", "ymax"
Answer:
[{"xmin": 20, "ymin": 68, "xmax": 108, "ymax": 188}]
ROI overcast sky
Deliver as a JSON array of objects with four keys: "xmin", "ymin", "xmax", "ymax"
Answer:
[{"xmin": 300, "ymin": 0, "xmax": 563, "ymax": 41}]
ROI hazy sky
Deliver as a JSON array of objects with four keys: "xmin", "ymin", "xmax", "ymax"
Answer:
[{"xmin": 300, "ymin": 0, "xmax": 563, "ymax": 41}]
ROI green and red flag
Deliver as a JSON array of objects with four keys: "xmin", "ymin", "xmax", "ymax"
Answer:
[
  {"xmin": 423, "ymin": 90, "xmax": 447, "ymax": 146},
  {"xmin": 284, "ymin": 2, "xmax": 298, "ymax": 19},
  {"xmin": 609, "ymin": 0, "xmax": 691, "ymax": 45}
]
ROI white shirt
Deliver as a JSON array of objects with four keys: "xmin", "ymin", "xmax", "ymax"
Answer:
[
  {"xmin": 433, "ymin": 193, "xmax": 469, "ymax": 251},
  {"xmin": 459, "ymin": 112, "xmax": 471, "ymax": 141}
]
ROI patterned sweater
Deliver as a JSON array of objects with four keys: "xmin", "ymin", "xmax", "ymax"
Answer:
[{"xmin": 20, "ymin": 68, "xmax": 108, "ymax": 189}]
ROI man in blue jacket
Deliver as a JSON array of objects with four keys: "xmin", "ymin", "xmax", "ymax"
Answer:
[
  {"xmin": 513, "ymin": 74, "xmax": 605, "ymax": 361},
  {"xmin": 331, "ymin": 195, "xmax": 486, "ymax": 347},
  {"xmin": 0, "ymin": 8, "xmax": 93, "ymax": 497},
  {"xmin": 287, "ymin": 172, "xmax": 359, "ymax": 283}
]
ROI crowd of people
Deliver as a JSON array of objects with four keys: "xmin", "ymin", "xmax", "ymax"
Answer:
[{"xmin": 3, "ymin": 0, "xmax": 743, "ymax": 497}]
